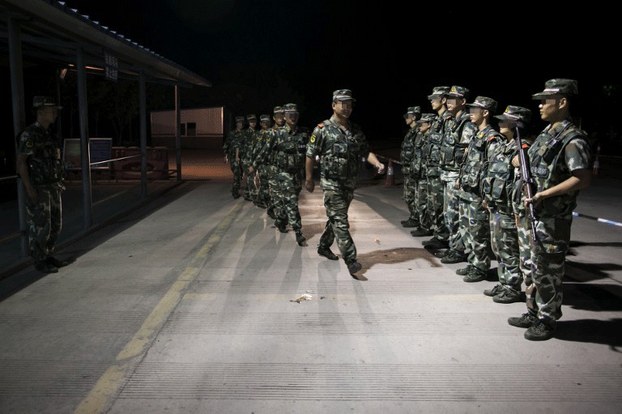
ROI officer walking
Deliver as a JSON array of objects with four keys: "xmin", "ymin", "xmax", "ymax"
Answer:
[
  {"xmin": 305, "ymin": 89, "xmax": 385, "ymax": 276},
  {"xmin": 16, "ymin": 96, "xmax": 74, "ymax": 273}
]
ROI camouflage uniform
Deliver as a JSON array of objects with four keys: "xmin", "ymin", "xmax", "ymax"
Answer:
[
  {"xmin": 440, "ymin": 86, "xmax": 477, "ymax": 261},
  {"xmin": 307, "ymin": 109, "xmax": 370, "ymax": 266},
  {"xmin": 223, "ymin": 116, "xmax": 245, "ymax": 198},
  {"xmin": 482, "ymin": 106, "xmax": 533, "ymax": 302},
  {"xmin": 252, "ymin": 114, "xmax": 273, "ymax": 209},
  {"xmin": 17, "ymin": 120, "xmax": 65, "ymax": 265},
  {"xmin": 458, "ymin": 97, "xmax": 502, "ymax": 281},
  {"xmin": 511, "ymin": 79, "xmax": 591, "ymax": 340},
  {"xmin": 242, "ymin": 114, "xmax": 258, "ymax": 201},
  {"xmin": 400, "ymin": 106, "xmax": 421, "ymax": 227}
]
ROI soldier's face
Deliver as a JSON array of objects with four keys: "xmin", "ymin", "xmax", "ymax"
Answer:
[
  {"xmin": 419, "ymin": 122, "xmax": 431, "ymax": 133},
  {"xmin": 539, "ymin": 98, "xmax": 563, "ymax": 122},
  {"xmin": 446, "ymin": 98, "xmax": 464, "ymax": 114},
  {"xmin": 405, "ymin": 114, "xmax": 414, "ymax": 125},
  {"xmin": 332, "ymin": 100, "xmax": 353, "ymax": 118},
  {"xmin": 39, "ymin": 107, "xmax": 59, "ymax": 123},
  {"xmin": 430, "ymin": 97, "xmax": 442, "ymax": 111},
  {"xmin": 498, "ymin": 120, "xmax": 514, "ymax": 137},
  {"xmin": 249, "ymin": 121, "xmax": 257, "ymax": 129},
  {"xmin": 285, "ymin": 112, "xmax": 299, "ymax": 126},
  {"xmin": 261, "ymin": 121, "xmax": 270, "ymax": 129},
  {"xmin": 274, "ymin": 114, "xmax": 285, "ymax": 126},
  {"xmin": 468, "ymin": 107, "xmax": 485, "ymax": 124}
]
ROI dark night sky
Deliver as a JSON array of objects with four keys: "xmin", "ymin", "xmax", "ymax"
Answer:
[{"xmin": 66, "ymin": 0, "xmax": 620, "ymax": 145}]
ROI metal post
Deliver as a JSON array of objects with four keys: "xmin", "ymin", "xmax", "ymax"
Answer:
[
  {"xmin": 139, "ymin": 71, "xmax": 147, "ymax": 198},
  {"xmin": 8, "ymin": 17, "xmax": 28, "ymax": 257},
  {"xmin": 76, "ymin": 47, "xmax": 93, "ymax": 229},
  {"xmin": 175, "ymin": 84, "xmax": 182, "ymax": 181}
]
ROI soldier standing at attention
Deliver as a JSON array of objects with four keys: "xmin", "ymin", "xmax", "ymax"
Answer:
[
  {"xmin": 400, "ymin": 106, "xmax": 421, "ymax": 228},
  {"xmin": 223, "ymin": 115, "xmax": 245, "ymax": 199},
  {"xmin": 242, "ymin": 114, "xmax": 258, "ymax": 201},
  {"xmin": 16, "ymin": 96, "xmax": 74, "ymax": 274},
  {"xmin": 508, "ymin": 79, "xmax": 591, "ymax": 341},
  {"xmin": 305, "ymin": 89, "xmax": 385, "ymax": 277}
]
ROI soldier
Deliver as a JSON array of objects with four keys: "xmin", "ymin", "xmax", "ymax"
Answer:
[
  {"xmin": 421, "ymin": 87, "xmax": 451, "ymax": 247},
  {"xmin": 16, "ymin": 96, "xmax": 74, "ymax": 273},
  {"xmin": 271, "ymin": 103, "xmax": 308, "ymax": 245},
  {"xmin": 481, "ymin": 105, "xmax": 532, "ymax": 303},
  {"xmin": 410, "ymin": 113, "xmax": 436, "ymax": 237},
  {"xmin": 242, "ymin": 114, "xmax": 258, "ymax": 201},
  {"xmin": 508, "ymin": 79, "xmax": 591, "ymax": 341},
  {"xmin": 400, "ymin": 106, "xmax": 421, "ymax": 228},
  {"xmin": 305, "ymin": 89, "xmax": 385, "ymax": 276},
  {"xmin": 223, "ymin": 115, "xmax": 245, "ymax": 198},
  {"xmin": 438, "ymin": 86, "xmax": 477, "ymax": 264},
  {"xmin": 248, "ymin": 114, "xmax": 272, "ymax": 209},
  {"xmin": 456, "ymin": 96, "xmax": 503, "ymax": 282}
]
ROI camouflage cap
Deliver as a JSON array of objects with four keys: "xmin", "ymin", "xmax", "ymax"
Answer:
[
  {"xmin": 494, "ymin": 105, "xmax": 532, "ymax": 125},
  {"xmin": 283, "ymin": 103, "xmax": 299, "ymax": 113},
  {"xmin": 234, "ymin": 115, "xmax": 245, "ymax": 123},
  {"xmin": 332, "ymin": 89, "xmax": 356, "ymax": 102},
  {"xmin": 260, "ymin": 114, "xmax": 271, "ymax": 122},
  {"xmin": 532, "ymin": 78, "xmax": 579, "ymax": 99},
  {"xmin": 33, "ymin": 96, "xmax": 62, "ymax": 109},
  {"xmin": 273, "ymin": 106, "xmax": 284, "ymax": 114},
  {"xmin": 418, "ymin": 113, "xmax": 436, "ymax": 123},
  {"xmin": 246, "ymin": 114, "xmax": 257, "ymax": 121},
  {"xmin": 427, "ymin": 86, "xmax": 450, "ymax": 100},
  {"xmin": 403, "ymin": 106, "xmax": 422, "ymax": 118},
  {"xmin": 466, "ymin": 96, "xmax": 498, "ymax": 112},
  {"xmin": 446, "ymin": 85, "xmax": 469, "ymax": 99}
]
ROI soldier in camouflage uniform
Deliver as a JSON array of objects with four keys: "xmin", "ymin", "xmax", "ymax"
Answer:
[
  {"xmin": 400, "ymin": 106, "xmax": 421, "ymax": 228},
  {"xmin": 223, "ymin": 116, "xmax": 245, "ymax": 199},
  {"xmin": 508, "ymin": 79, "xmax": 591, "ymax": 341},
  {"xmin": 410, "ymin": 113, "xmax": 434, "ymax": 236},
  {"xmin": 482, "ymin": 105, "xmax": 533, "ymax": 303},
  {"xmin": 270, "ymin": 103, "xmax": 308, "ymax": 245},
  {"xmin": 242, "ymin": 114, "xmax": 258, "ymax": 201},
  {"xmin": 456, "ymin": 96, "xmax": 503, "ymax": 282},
  {"xmin": 16, "ymin": 96, "xmax": 74, "ymax": 273},
  {"xmin": 421, "ymin": 87, "xmax": 451, "ymax": 248},
  {"xmin": 438, "ymin": 86, "xmax": 477, "ymax": 264},
  {"xmin": 305, "ymin": 89, "xmax": 385, "ymax": 276},
  {"xmin": 248, "ymin": 114, "xmax": 272, "ymax": 209}
]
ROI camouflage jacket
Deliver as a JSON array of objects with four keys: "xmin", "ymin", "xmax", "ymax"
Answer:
[
  {"xmin": 459, "ymin": 124, "xmax": 504, "ymax": 199},
  {"xmin": 482, "ymin": 138, "xmax": 517, "ymax": 211},
  {"xmin": 440, "ymin": 111, "xmax": 477, "ymax": 172},
  {"xmin": 307, "ymin": 116, "xmax": 370, "ymax": 190},
  {"xmin": 17, "ymin": 122, "xmax": 64, "ymax": 187},
  {"xmin": 271, "ymin": 124, "xmax": 309, "ymax": 176},
  {"xmin": 400, "ymin": 128, "xmax": 418, "ymax": 175},
  {"xmin": 527, "ymin": 119, "xmax": 591, "ymax": 218},
  {"xmin": 223, "ymin": 129, "xmax": 245, "ymax": 159}
]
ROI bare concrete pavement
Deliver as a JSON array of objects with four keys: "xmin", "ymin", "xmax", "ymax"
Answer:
[{"xmin": 0, "ymin": 158, "xmax": 621, "ymax": 413}]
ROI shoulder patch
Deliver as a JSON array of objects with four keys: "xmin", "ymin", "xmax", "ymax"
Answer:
[{"xmin": 309, "ymin": 134, "xmax": 316, "ymax": 143}]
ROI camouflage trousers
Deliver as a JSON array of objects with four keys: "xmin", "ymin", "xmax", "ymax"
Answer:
[
  {"xmin": 229, "ymin": 159, "xmax": 242, "ymax": 197},
  {"xmin": 458, "ymin": 194, "xmax": 490, "ymax": 273},
  {"xmin": 515, "ymin": 214, "xmax": 534, "ymax": 286},
  {"xmin": 273, "ymin": 172, "xmax": 302, "ymax": 232},
  {"xmin": 528, "ymin": 215, "xmax": 572, "ymax": 321},
  {"xmin": 414, "ymin": 177, "xmax": 429, "ymax": 231},
  {"xmin": 489, "ymin": 208, "xmax": 521, "ymax": 288},
  {"xmin": 402, "ymin": 175, "xmax": 418, "ymax": 223},
  {"xmin": 26, "ymin": 186, "xmax": 62, "ymax": 262},
  {"xmin": 242, "ymin": 163, "xmax": 257, "ymax": 200},
  {"xmin": 257, "ymin": 166, "xmax": 271, "ymax": 208},
  {"xmin": 319, "ymin": 188, "xmax": 356, "ymax": 264},
  {"xmin": 426, "ymin": 175, "xmax": 447, "ymax": 240},
  {"xmin": 442, "ymin": 174, "xmax": 464, "ymax": 252}
]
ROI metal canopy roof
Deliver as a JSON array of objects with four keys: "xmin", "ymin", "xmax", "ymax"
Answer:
[{"xmin": 0, "ymin": 0, "xmax": 211, "ymax": 87}]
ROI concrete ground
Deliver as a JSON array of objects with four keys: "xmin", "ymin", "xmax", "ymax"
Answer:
[{"xmin": 0, "ymin": 151, "xmax": 621, "ymax": 413}]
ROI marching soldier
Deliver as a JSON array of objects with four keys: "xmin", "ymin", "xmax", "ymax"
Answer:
[{"xmin": 223, "ymin": 115, "xmax": 245, "ymax": 199}]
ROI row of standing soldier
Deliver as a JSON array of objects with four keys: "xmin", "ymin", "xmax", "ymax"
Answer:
[{"xmin": 400, "ymin": 79, "xmax": 591, "ymax": 341}]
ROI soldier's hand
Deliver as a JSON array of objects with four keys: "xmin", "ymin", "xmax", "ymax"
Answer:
[
  {"xmin": 377, "ymin": 162, "xmax": 385, "ymax": 174},
  {"xmin": 224, "ymin": 156, "xmax": 229, "ymax": 164},
  {"xmin": 525, "ymin": 192, "xmax": 544, "ymax": 206},
  {"xmin": 305, "ymin": 178, "xmax": 315, "ymax": 193}
]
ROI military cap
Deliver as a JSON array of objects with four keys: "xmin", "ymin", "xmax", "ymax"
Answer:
[
  {"xmin": 494, "ymin": 105, "xmax": 532, "ymax": 125},
  {"xmin": 532, "ymin": 78, "xmax": 579, "ymax": 99},
  {"xmin": 446, "ymin": 85, "xmax": 469, "ymax": 99},
  {"xmin": 234, "ymin": 115, "xmax": 245, "ymax": 123},
  {"xmin": 33, "ymin": 96, "xmax": 62, "ymax": 109},
  {"xmin": 260, "ymin": 114, "xmax": 271, "ymax": 122},
  {"xmin": 246, "ymin": 114, "xmax": 257, "ymax": 121},
  {"xmin": 466, "ymin": 96, "xmax": 498, "ymax": 112},
  {"xmin": 418, "ymin": 113, "xmax": 436, "ymax": 123},
  {"xmin": 273, "ymin": 106, "xmax": 284, "ymax": 114},
  {"xmin": 332, "ymin": 89, "xmax": 356, "ymax": 102},
  {"xmin": 428, "ymin": 86, "xmax": 450, "ymax": 100},
  {"xmin": 283, "ymin": 103, "xmax": 299, "ymax": 113},
  {"xmin": 403, "ymin": 106, "xmax": 422, "ymax": 118}
]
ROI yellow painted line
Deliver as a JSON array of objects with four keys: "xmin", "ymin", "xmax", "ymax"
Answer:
[{"xmin": 75, "ymin": 202, "xmax": 243, "ymax": 414}]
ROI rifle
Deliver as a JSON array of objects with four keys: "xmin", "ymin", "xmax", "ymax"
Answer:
[{"xmin": 515, "ymin": 126, "xmax": 538, "ymax": 244}]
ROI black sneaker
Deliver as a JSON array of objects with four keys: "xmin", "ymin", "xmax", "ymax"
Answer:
[
  {"xmin": 462, "ymin": 269, "xmax": 487, "ymax": 283},
  {"xmin": 47, "ymin": 256, "xmax": 75, "ymax": 268},
  {"xmin": 317, "ymin": 247, "xmax": 338, "ymax": 261},
  {"xmin": 401, "ymin": 219, "xmax": 419, "ymax": 228},
  {"xmin": 483, "ymin": 284, "xmax": 505, "ymax": 297},
  {"xmin": 433, "ymin": 249, "xmax": 449, "ymax": 258},
  {"xmin": 455, "ymin": 265, "xmax": 473, "ymax": 276},
  {"xmin": 411, "ymin": 229, "xmax": 433, "ymax": 237},
  {"xmin": 508, "ymin": 312, "xmax": 538, "ymax": 328},
  {"xmin": 35, "ymin": 261, "xmax": 58, "ymax": 274},
  {"xmin": 275, "ymin": 222, "xmax": 288, "ymax": 233},
  {"xmin": 232, "ymin": 192, "xmax": 240, "ymax": 199},
  {"xmin": 295, "ymin": 232, "xmax": 307, "ymax": 247},
  {"xmin": 441, "ymin": 250, "xmax": 467, "ymax": 264},
  {"xmin": 524, "ymin": 320, "xmax": 556, "ymax": 341},
  {"xmin": 347, "ymin": 261, "xmax": 362, "ymax": 275},
  {"xmin": 493, "ymin": 287, "xmax": 522, "ymax": 304},
  {"xmin": 267, "ymin": 209, "xmax": 276, "ymax": 219}
]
